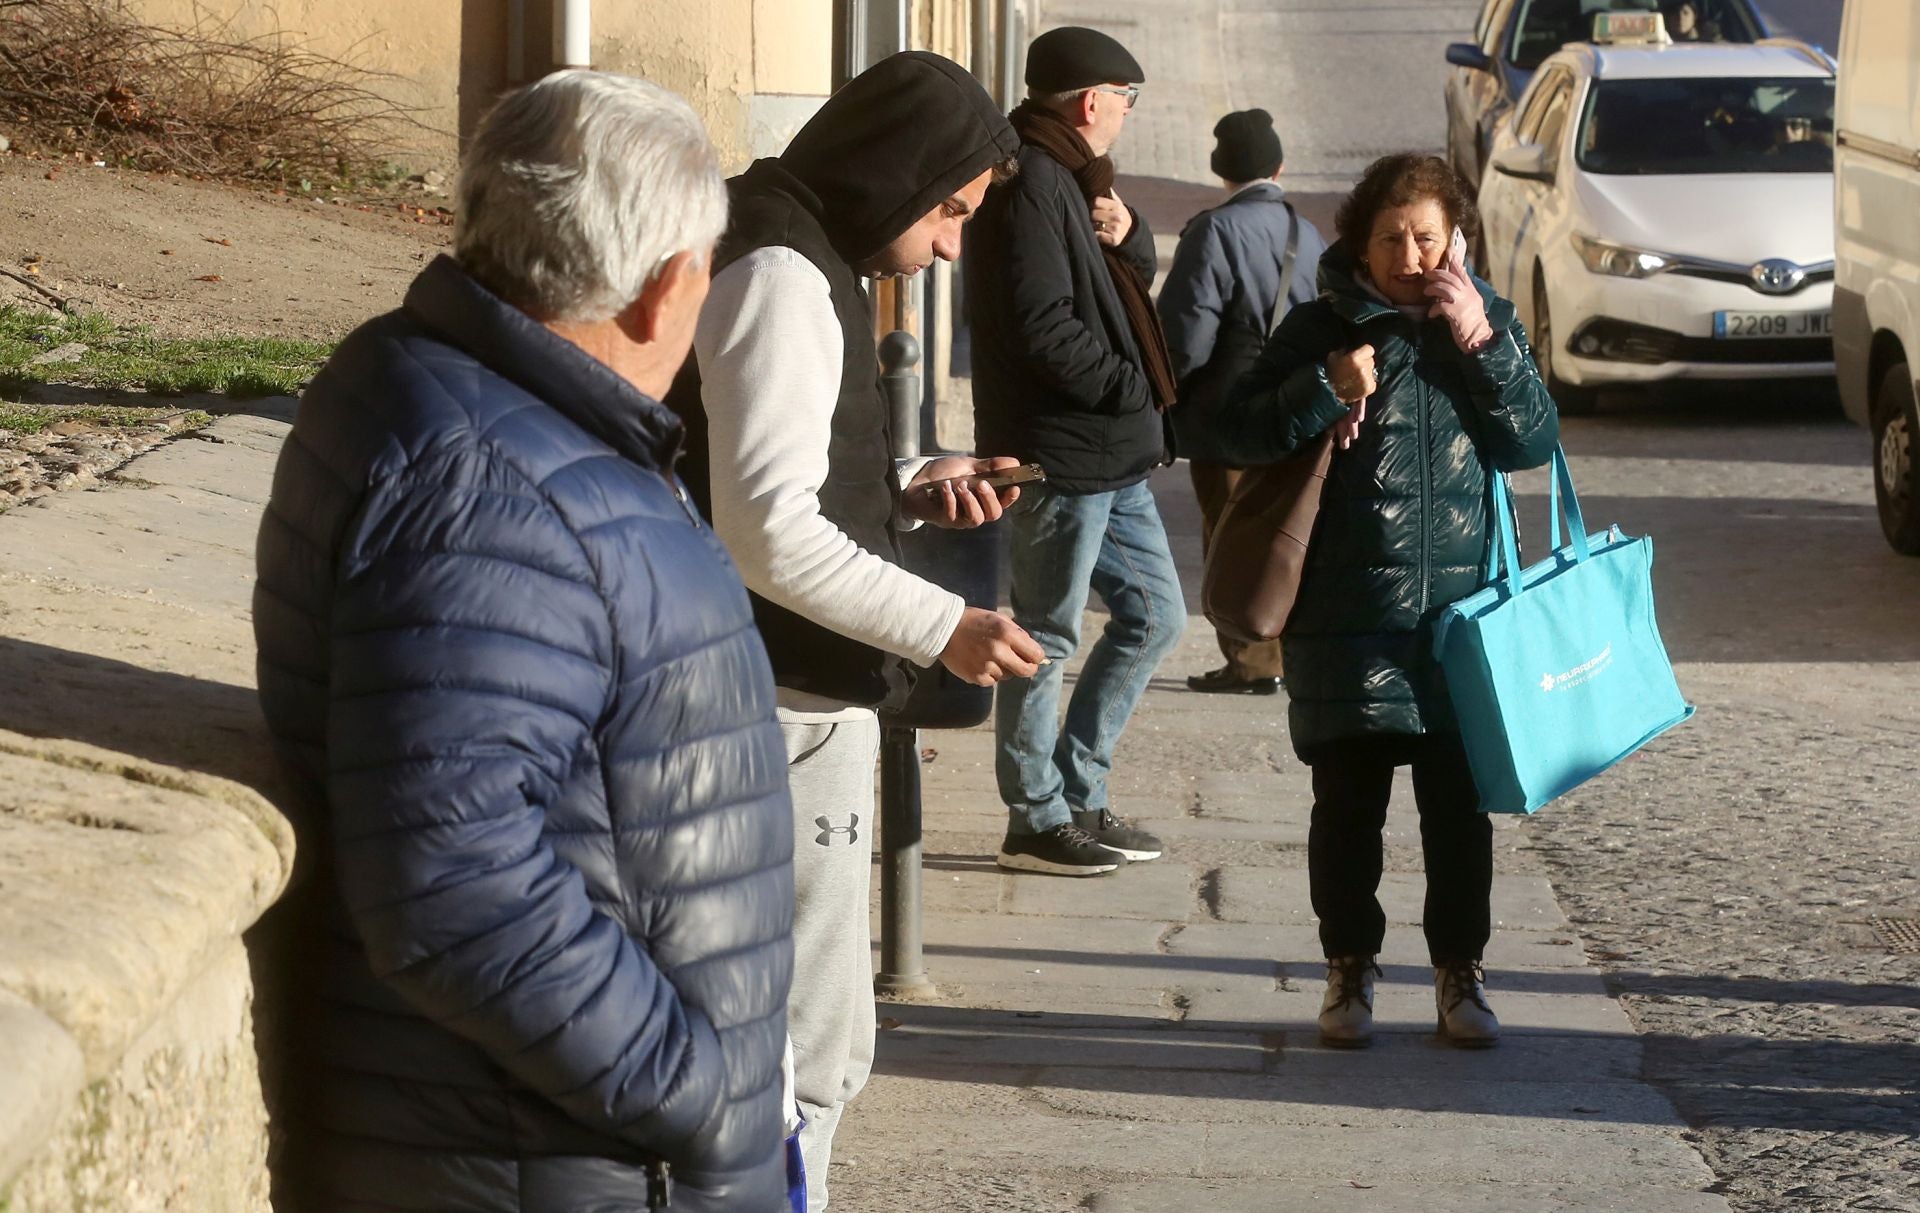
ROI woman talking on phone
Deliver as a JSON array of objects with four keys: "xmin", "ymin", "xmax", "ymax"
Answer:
[{"xmin": 1203, "ymin": 153, "xmax": 1558, "ymax": 1049}]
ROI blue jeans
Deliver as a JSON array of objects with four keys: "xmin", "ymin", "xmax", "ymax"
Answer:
[{"xmin": 996, "ymin": 479, "xmax": 1186, "ymax": 834}]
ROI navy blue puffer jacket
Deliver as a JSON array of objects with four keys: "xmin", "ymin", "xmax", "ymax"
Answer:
[{"xmin": 253, "ymin": 255, "xmax": 793, "ymax": 1212}]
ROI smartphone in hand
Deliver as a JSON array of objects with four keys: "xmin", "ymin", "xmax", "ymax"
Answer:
[
  {"xmin": 916, "ymin": 462, "xmax": 1047, "ymax": 498},
  {"xmin": 1448, "ymin": 226, "xmax": 1469, "ymax": 274}
]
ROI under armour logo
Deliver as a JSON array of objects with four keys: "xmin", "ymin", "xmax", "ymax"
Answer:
[{"xmin": 815, "ymin": 814, "xmax": 860, "ymax": 846}]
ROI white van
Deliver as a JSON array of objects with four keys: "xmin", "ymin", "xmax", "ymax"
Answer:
[{"xmin": 1833, "ymin": 0, "xmax": 1920, "ymax": 554}]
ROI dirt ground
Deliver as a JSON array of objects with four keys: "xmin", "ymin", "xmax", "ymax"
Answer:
[{"xmin": 1, "ymin": 152, "xmax": 450, "ymax": 340}]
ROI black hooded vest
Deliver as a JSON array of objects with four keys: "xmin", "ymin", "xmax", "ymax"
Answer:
[
  {"xmin": 669, "ymin": 161, "xmax": 908, "ymax": 708},
  {"xmin": 667, "ymin": 51, "xmax": 1019, "ymax": 708}
]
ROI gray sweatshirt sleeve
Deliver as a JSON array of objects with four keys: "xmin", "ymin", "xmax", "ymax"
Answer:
[{"xmin": 694, "ymin": 248, "xmax": 965, "ymax": 668}]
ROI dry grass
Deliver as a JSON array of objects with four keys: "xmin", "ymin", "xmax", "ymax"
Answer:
[{"xmin": 0, "ymin": 0, "xmax": 430, "ymax": 187}]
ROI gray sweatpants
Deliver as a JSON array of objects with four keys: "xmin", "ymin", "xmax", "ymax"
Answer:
[{"xmin": 780, "ymin": 709, "xmax": 880, "ymax": 1213}]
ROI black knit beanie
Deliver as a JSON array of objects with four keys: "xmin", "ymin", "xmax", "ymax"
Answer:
[{"xmin": 1210, "ymin": 109, "xmax": 1283, "ymax": 184}]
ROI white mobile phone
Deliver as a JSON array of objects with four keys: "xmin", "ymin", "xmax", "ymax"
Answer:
[{"xmin": 1449, "ymin": 226, "xmax": 1468, "ymax": 266}]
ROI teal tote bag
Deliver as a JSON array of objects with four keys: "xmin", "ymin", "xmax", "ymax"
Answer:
[{"xmin": 1433, "ymin": 448, "xmax": 1693, "ymax": 815}]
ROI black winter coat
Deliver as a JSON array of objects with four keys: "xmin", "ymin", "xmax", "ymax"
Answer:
[
  {"xmin": 1159, "ymin": 182, "xmax": 1328, "ymax": 422},
  {"xmin": 1208, "ymin": 245, "xmax": 1560, "ymax": 758},
  {"xmin": 967, "ymin": 145, "xmax": 1166, "ymax": 494},
  {"xmin": 253, "ymin": 256, "xmax": 792, "ymax": 1212}
]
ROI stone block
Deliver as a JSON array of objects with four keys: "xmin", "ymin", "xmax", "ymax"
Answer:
[
  {"xmin": 1089, "ymin": 1180, "xmax": 1731, "ymax": 1212},
  {"xmin": 0, "ymin": 995, "xmax": 85, "ymax": 1183},
  {"xmin": 2, "ymin": 941, "xmax": 273, "ymax": 1212},
  {"xmin": 1025, "ymin": 1068, "xmax": 1687, "ymax": 1128},
  {"xmin": 875, "ymin": 1014, "xmax": 1275, "ymax": 1073},
  {"xmin": 1213, "ymin": 868, "xmax": 1569, "ymax": 930},
  {"xmin": 1146, "ymin": 815, "xmax": 1310, "ymax": 846},
  {"xmin": 1005, "ymin": 859, "xmax": 1201, "ymax": 921},
  {"xmin": 0, "ymin": 732, "xmax": 293, "ymax": 1074},
  {"xmin": 911, "ymin": 910, "xmax": 1276, "ymax": 991},
  {"xmin": 1180, "ymin": 981, "xmax": 1634, "ymax": 1036},
  {"xmin": 1162, "ymin": 922, "xmax": 1593, "ymax": 973}
]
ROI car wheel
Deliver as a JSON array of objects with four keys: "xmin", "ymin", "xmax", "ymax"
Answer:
[
  {"xmin": 1530, "ymin": 270, "xmax": 1599, "ymax": 416},
  {"xmin": 1872, "ymin": 361, "xmax": 1920, "ymax": 555}
]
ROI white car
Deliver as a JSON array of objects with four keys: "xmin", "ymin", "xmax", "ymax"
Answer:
[
  {"xmin": 1476, "ymin": 19, "xmax": 1836, "ymax": 413},
  {"xmin": 1833, "ymin": 0, "xmax": 1920, "ymax": 554}
]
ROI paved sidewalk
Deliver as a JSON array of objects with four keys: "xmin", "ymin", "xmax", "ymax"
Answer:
[
  {"xmin": 0, "ymin": 415, "xmax": 1731, "ymax": 1212},
  {"xmin": 0, "ymin": 405, "xmax": 291, "ymax": 798},
  {"xmin": 828, "ymin": 465, "xmax": 1732, "ymax": 1212}
]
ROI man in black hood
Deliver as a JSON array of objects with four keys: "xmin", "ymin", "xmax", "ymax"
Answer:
[{"xmin": 666, "ymin": 50, "xmax": 1043, "ymax": 1213}]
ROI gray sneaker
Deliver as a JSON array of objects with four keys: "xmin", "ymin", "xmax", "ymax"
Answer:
[{"xmin": 1317, "ymin": 955, "xmax": 1381, "ymax": 1049}]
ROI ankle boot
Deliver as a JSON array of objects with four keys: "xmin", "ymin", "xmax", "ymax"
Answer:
[
  {"xmin": 1434, "ymin": 959, "xmax": 1500, "ymax": 1047},
  {"xmin": 1317, "ymin": 955, "xmax": 1381, "ymax": 1049}
]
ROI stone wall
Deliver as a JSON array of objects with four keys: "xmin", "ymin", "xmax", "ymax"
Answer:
[
  {"xmin": 0, "ymin": 409, "xmax": 299, "ymax": 1212},
  {"xmin": 0, "ymin": 735, "xmax": 293, "ymax": 1213}
]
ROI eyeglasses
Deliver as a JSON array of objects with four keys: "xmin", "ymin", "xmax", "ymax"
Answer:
[{"xmin": 1092, "ymin": 84, "xmax": 1140, "ymax": 110}]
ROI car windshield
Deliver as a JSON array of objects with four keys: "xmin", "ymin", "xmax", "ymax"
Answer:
[
  {"xmin": 1576, "ymin": 76, "xmax": 1835, "ymax": 174},
  {"xmin": 1508, "ymin": 0, "xmax": 1758, "ymax": 70}
]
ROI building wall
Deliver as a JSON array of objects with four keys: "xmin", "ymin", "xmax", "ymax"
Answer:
[{"xmin": 121, "ymin": 0, "xmax": 838, "ymax": 173}]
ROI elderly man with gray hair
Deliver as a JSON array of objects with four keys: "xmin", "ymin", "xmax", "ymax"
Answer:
[{"xmin": 254, "ymin": 71, "xmax": 792, "ymax": 1212}]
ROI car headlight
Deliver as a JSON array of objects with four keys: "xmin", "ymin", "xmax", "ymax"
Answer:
[{"xmin": 1571, "ymin": 233, "xmax": 1672, "ymax": 279}]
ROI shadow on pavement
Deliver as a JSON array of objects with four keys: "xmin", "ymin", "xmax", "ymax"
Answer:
[
  {"xmin": 922, "ymin": 942, "xmax": 1920, "ymax": 1010},
  {"xmin": 0, "ymin": 636, "xmax": 284, "ymax": 800},
  {"xmin": 873, "ymin": 999, "xmax": 1920, "ymax": 1133}
]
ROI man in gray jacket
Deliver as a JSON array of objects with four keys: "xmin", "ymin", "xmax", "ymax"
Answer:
[{"xmin": 1158, "ymin": 107, "xmax": 1327, "ymax": 694}]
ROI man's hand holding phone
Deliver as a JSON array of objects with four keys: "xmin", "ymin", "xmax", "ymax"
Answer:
[{"xmin": 904, "ymin": 456, "xmax": 1044, "ymax": 529}]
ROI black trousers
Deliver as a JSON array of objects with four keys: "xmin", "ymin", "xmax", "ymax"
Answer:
[{"xmin": 1305, "ymin": 732, "xmax": 1492, "ymax": 964}]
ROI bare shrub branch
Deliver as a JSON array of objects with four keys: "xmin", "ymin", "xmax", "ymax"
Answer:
[{"xmin": 0, "ymin": 0, "xmax": 435, "ymax": 184}]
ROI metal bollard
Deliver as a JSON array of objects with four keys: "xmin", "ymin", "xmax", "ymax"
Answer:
[
  {"xmin": 876, "ymin": 723, "xmax": 933, "ymax": 997},
  {"xmin": 875, "ymin": 330, "xmax": 937, "ymax": 998},
  {"xmin": 879, "ymin": 330, "xmax": 921, "ymax": 458}
]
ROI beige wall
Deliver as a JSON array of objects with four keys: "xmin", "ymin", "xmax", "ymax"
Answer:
[
  {"xmin": 754, "ymin": 0, "xmax": 834, "ymax": 96},
  {"xmin": 120, "ymin": 0, "xmax": 844, "ymax": 174},
  {"xmin": 129, "ymin": 0, "xmax": 465, "ymax": 168}
]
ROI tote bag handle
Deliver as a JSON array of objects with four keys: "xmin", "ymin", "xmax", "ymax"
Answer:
[
  {"xmin": 1486, "ymin": 447, "xmax": 1592, "ymax": 597},
  {"xmin": 1545, "ymin": 447, "xmax": 1590, "ymax": 556}
]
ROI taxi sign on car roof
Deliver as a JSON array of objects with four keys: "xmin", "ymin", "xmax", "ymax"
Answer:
[{"xmin": 1591, "ymin": 11, "xmax": 1671, "ymax": 45}]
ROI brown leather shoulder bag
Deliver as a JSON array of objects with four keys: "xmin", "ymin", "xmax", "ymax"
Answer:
[{"xmin": 1200, "ymin": 431, "xmax": 1334, "ymax": 645}]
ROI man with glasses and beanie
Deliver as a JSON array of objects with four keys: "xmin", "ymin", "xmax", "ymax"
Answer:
[
  {"xmin": 968, "ymin": 26, "xmax": 1185, "ymax": 877},
  {"xmin": 1160, "ymin": 107, "xmax": 1327, "ymax": 695}
]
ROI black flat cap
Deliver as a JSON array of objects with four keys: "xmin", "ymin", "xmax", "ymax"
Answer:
[{"xmin": 1024, "ymin": 26, "xmax": 1144, "ymax": 92}]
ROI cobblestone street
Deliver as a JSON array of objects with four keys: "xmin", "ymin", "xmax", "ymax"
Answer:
[{"xmin": 1521, "ymin": 401, "xmax": 1920, "ymax": 1209}]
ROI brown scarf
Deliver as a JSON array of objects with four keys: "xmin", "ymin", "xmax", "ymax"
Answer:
[{"xmin": 1010, "ymin": 101, "xmax": 1179, "ymax": 411}]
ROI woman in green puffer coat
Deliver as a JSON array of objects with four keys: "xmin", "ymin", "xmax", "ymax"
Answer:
[{"xmin": 1199, "ymin": 153, "xmax": 1559, "ymax": 1051}]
